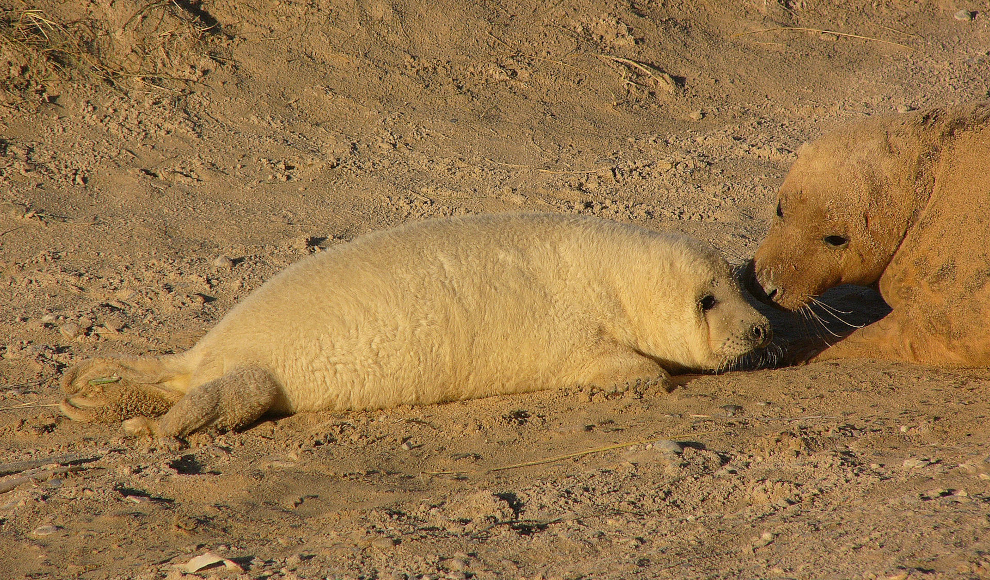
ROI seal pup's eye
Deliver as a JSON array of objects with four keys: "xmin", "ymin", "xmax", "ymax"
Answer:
[
  {"xmin": 700, "ymin": 294, "xmax": 717, "ymax": 311},
  {"xmin": 776, "ymin": 201, "xmax": 783, "ymax": 218},
  {"xmin": 823, "ymin": 235, "xmax": 849, "ymax": 248}
]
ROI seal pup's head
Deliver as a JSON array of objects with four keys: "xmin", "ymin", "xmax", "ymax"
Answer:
[{"xmin": 627, "ymin": 235, "xmax": 772, "ymax": 373}]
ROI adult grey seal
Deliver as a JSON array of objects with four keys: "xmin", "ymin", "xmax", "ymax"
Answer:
[{"xmin": 750, "ymin": 103, "xmax": 990, "ymax": 365}]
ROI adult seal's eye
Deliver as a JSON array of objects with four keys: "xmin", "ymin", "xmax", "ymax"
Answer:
[
  {"xmin": 823, "ymin": 235, "xmax": 849, "ymax": 248},
  {"xmin": 700, "ymin": 294, "xmax": 717, "ymax": 311}
]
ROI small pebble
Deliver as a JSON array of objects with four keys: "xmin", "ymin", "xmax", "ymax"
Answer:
[
  {"xmin": 372, "ymin": 537, "xmax": 397, "ymax": 548},
  {"xmin": 688, "ymin": 110, "xmax": 704, "ymax": 121},
  {"xmin": 656, "ymin": 439, "xmax": 684, "ymax": 454},
  {"xmin": 902, "ymin": 458, "xmax": 929, "ymax": 469},
  {"xmin": 954, "ymin": 9, "xmax": 974, "ymax": 21},
  {"xmin": 753, "ymin": 531, "xmax": 775, "ymax": 547},
  {"xmin": 449, "ymin": 558, "xmax": 468, "ymax": 571},
  {"xmin": 292, "ymin": 236, "xmax": 313, "ymax": 253},
  {"xmin": 58, "ymin": 322, "xmax": 82, "ymax": 339},
  {"xmin": 115, "ymin": 288, "xmax": 137, "ymax": 301},
  {"xmin": 213, "ymin": 254, "xmax": 234, "ymax": 270},
  {"xmin": 896, "ymin": 105, "xmax": 915, "ymax": 113},
  {"xmin": 285, "ymin": 553, "xmax": 303, "ymax": 568},
  {"xmin": 103, "ymin": 314, "xmax": 125, "ymax": 332},
  {"xmin": 721, "ymin": 404, "xmax": 744, "ymax": 416},
  {"xmin": 31, "ymin": 525, "xmax": 59, "ymax": 536},
  {"xmin": 181, "ymin": 552, "xmax": 225, "ymax": 573}
]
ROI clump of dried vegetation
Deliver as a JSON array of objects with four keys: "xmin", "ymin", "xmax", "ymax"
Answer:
[{"xmin": 0, "ymin": 0, "xmax": 227, "ymax": 104}]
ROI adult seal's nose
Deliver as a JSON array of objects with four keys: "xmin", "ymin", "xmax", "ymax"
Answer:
[
  {"xmin": 741, "ymin": 260, "xmax": 771, "ymax": 302},
  {"xmin": 742, "ymin": 260, "xmax": 786, "ymax": 308}
]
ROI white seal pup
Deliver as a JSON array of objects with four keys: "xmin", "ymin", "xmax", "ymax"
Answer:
[{"xmin": 61, "ymin": 213, "xmax": 771, "ymax": 437}]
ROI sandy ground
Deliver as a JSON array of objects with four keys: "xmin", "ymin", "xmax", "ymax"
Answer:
[{"xmin": 2, "ymin": 1, "xmax": 990, "ymax": 579}]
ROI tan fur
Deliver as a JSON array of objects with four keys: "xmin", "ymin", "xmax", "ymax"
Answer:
[
  {"xmin": 61, "ymin": 213, "xmax": 771, "ymax": 437},
  {"xmin": 751, "ymin": 103, "xmax": 990, "ymax": 365}
]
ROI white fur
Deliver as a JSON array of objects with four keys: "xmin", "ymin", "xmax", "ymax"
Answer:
[{"xmin": 62, "ymin": 213, "xmax": 769, "ymax": 436}]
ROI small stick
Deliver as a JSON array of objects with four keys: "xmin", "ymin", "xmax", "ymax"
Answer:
[
  {"xmin": 731, "ymin": 27, "xmax": 913, "ymax": 51},
  {"xmin": 593, "ymin": 54, "xmax": 678, "ymax": 93},
  {"xmin": 751, "ymin": 415, "xmax": 838, "ymax": 422},
  {"xmin": 0, "ymin": 225, "xmax": 26, "ymax": 237},
  {"xmin": 0, "ymin": 465, "xmax": 87, "ymax": 494},
  {"xmin": 0, "ymin": 452, "xmax": 103, "ymax": 477},
  {"xmin": 424, "ymin": 431, "xmax": 715, "ymax": 476},
  {"xmin": 88, "ymin": 376, "xmax": 121, "ymax": 386},
  {"xmin": 487, "ymin": 159, "xmax": 610, "ymax": 175},
  {"xmin": 0, "ymin": 402, "xmax": 62, "ymax": 412}
]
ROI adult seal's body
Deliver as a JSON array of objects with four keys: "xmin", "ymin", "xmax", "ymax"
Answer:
[
  {"xmin": 750, "ymin": 103, "xmax": 990, "ymax": 365},
  {"xmin": 62, "ymin": 213, "xmax": 771, "ymax": 437}
]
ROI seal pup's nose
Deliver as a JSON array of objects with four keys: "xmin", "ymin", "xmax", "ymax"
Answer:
[{"xmin": 750, "ymin": 321, "xmax": 772, "ymax": 349}]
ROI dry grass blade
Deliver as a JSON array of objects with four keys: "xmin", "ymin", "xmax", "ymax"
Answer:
[
  {"xmin": 1, "ymin": 2, "xmax": 224, "ymax": 100},
  {"xmin": 731, "ymin": 26, "xmax": 914, "ymax": 51},
  {"xmin": 123, "ymin": 0, "xmax": 173, "ymax": 30},
  {"xmin": 88, "ymin": 376, "xmax": 121, "ymax": 386},
  {"xmin": 1, "ymin": 8, "xmax": 101, "ymax": 75},
  {"xmin": 593, "ymin": 54, "xmax": 678, "ymax": 93},
  {"xmin": 752, "ymin": 415, "xmax": 838, "ymax": 422},
  {"xmin": 876, "ymin": 23, "xmax": 922, "ymax": 40}
]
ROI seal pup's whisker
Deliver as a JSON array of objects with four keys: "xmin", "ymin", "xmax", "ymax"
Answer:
[{"xmin": 769, "ymin": 344, "xmax": 784, "ymax": 368}]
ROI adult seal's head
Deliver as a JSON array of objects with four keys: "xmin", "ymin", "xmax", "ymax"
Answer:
[
  {"xmin": 748, "ymin": 102, "xmax": 990, "ymax": 365},
  {"xmin": 750, "ymin": 116, "xmax": 928, "ymax": 310}
]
